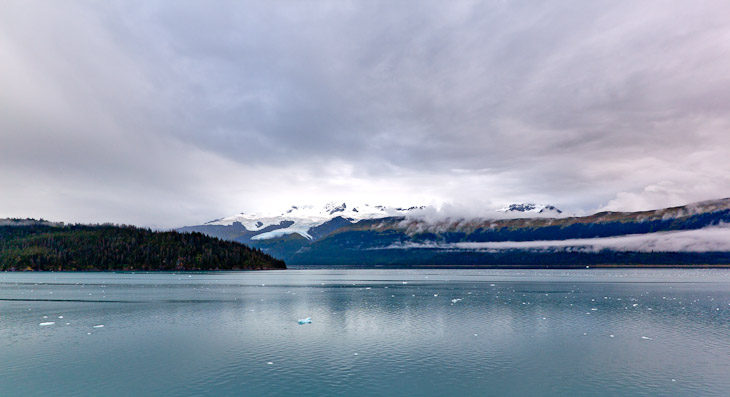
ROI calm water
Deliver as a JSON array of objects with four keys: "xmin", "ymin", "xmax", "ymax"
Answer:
[{"xmin": 2, "ymin": 269, "xmax": 730, "ymax": 396}]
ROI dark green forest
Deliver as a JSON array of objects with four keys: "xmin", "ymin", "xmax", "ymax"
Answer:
[{"xmin": 0, "ymin": 220, "xmax": 286, "ymax": 271}]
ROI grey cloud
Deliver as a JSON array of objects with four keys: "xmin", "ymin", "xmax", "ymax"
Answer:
[{"xmin": 1, "ymin": 0, "xmax": 730, "ymax": 226}]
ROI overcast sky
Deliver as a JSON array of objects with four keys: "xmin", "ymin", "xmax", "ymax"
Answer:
[{"xmin": 2, "ymin": 0, "xmax": 730, "ymax": 228}]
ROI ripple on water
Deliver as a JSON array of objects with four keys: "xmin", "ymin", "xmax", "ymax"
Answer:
[{"xmin": 1, "ymin": 270, "xmax": 730, "ymax": 396}]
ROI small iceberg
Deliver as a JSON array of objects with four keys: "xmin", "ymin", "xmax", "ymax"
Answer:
[
  {"xmin": 451, "ymin": 298, "xmax": 462, "ymax": 304},
  {"xmin": 39, "ymin": 322, "xmax": 55, "ymax": 326},
  {"xmin": 93, "ymin": 324, "xmax": 104, "ymax": 328},
  {"xmin": 298, "ymin": 317, "xmax": 312, "ymax": 325}
]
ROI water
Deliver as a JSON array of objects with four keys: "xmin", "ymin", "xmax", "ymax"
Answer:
[{"xmin": 2, "ymin": 269, "xmax": 730, "ymax": 396}]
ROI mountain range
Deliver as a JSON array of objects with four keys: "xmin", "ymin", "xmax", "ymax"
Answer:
[{"xmin": 178, "ymin": 198, "xmax": 730, "ymax": 268}]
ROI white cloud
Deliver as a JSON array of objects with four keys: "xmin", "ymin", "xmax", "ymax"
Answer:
[{"xmin": 389, "ymin": 225, "xmax": 730, "ymax": 253}]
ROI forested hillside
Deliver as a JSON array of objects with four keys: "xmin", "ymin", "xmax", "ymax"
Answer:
[{"xmin": 0, "ymin": 220, "xmax": 285, "ymax": 271}]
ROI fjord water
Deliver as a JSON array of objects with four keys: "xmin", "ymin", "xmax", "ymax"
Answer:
[{"xmin": 2, "ymin": 270, "xmax": 730, "ymax": 396}]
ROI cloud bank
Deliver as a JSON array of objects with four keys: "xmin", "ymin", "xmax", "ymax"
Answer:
[{"xmin": 390, "ymin": 226, "xmax": 730, "ymax": 253}]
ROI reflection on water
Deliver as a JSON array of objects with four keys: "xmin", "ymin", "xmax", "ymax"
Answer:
[{"xmin": 1, "ymin": 269, "xmax": 730, "ymax": 396}]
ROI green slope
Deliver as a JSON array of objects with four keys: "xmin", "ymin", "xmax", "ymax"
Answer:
[{"xmin": 0, "ymin": 220, "xmax": 286, "ymax": 271}]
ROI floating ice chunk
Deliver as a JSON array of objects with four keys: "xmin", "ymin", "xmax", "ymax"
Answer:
[
  {"xmin": 433, "ymin": 294, "xmax": 438, "ymax": 297},
  {"xmin": 267, "ymin": 362, "xmax": 274, "ymax": 365},
  {"xmin": 39, "ymin": 322, "xmax": 55, "ymax": 326},
  {"xmin": 609, "ymin": 334, "xmax": 615, "ymax": 338},
  {"xmin": 58, "ymin": 316, "xmax": 63, "ymax": 319},
  {"xmin": 632, "ymin": 304, "xmax": 639, "ymax": 307},
  {"xmin": 641, "ymin": 336, "xmax": 653, "ymax": 340},
  {"xmin": 93, "ymin": 324, "xmax": 104, "ymax": 328},
  {"xmin": 298, "ymin": 317, "xmax": 312, "ymax": 324},
  {"xmin": 402, "ymin": 282, "xmax": 408, "ymax": 284},
  {"xmin": 353, "ymin": 353, "xmax": 359, "ymax": 356},
  {"xmin": 451, "ymin": 298, "xmax": 462, "ymax": 303}
]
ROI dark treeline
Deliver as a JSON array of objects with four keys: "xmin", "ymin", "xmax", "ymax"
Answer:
[
  {"xmin": 0, "ymin": 221, "xmax": 286, "ymax": 271},
  {"xmin": 289, "ymin": 244, "xmax": 730, "ymax": 268},
  {"xmin": 281, "ymin": 229, "xmax": 730, "ymax": 267}
]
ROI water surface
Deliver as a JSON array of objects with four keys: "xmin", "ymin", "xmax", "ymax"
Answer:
[{"xmin": 2, "ymin": 269, "xmax": 730, "ymax": 396}]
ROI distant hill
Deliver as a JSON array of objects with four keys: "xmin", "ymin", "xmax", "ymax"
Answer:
[
  {"xmin": 0, "ymin": 219, "xmax": 285, "ymax": 271},
  {"xmin": 180, "ymin": 198, "xmax": 730, "ymax": 268}
]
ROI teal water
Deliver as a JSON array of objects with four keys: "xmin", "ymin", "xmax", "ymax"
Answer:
[{"xmin": 2, "ymin": 269, "xmax": 730, "ymax": 396}]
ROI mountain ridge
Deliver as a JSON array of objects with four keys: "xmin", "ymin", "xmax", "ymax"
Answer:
[
  {"xmin": 179, "ymin": 198, "xmax": 730, "ymax": 267},
  {"xmin": 185, "ymin": 201, "xmax": 563, "ymax": 242}
]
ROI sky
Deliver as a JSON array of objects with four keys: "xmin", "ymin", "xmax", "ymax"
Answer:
[{"xmin": 1, "ymin": 0, "xmax": 730, "ymax": 228}]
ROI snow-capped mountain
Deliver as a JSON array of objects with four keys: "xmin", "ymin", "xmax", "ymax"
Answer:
[
  {"xmin": 204, "ymin": 202, "xmax": 425, "ymax": 240},
  {"xmin": 192, "ymin": 202, "xmax": 565, "ymax": 242},
  {"xmin": 497, "ymin": 203, "xmax": 563, "ymax": 216},
  {"xmin": 179, "ymin": 198, "xmax": 730, "ymax": 267}
]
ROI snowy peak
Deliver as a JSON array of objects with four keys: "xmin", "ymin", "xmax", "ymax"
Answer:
[
  {"xmin": 203, "ymin": 202, "xmax": 425, "ymax": 240},
  {"xmin": 199, "ymin": 202, "xmax": 568, "ymax": 242},
  {"xmin": 324, "ymin": 202, "xmax": 347, "ymax": 215},
  {"xmin": 498, "ymin": 203, "xmax": 563, "ymax": 215}
]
